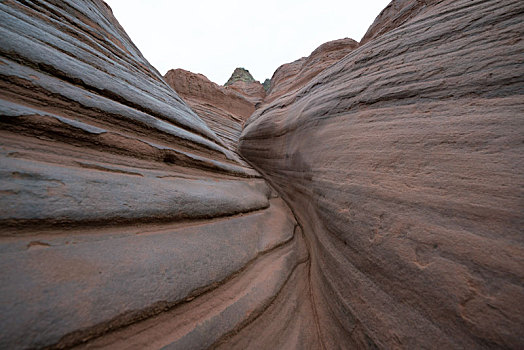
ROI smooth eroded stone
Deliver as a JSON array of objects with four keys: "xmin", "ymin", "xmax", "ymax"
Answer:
[
  {"xmin": 0, "ymin": 0, "xmax": 302, "ymax": 348},
  {"xmin": 240, "ymin": 0, "xmax": 524, "ymax": 348}
]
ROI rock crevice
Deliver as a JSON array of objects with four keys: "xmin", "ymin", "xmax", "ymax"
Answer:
[{"xmin": 0, "ymin": 0, "xmax": 522, "ymax": 349}]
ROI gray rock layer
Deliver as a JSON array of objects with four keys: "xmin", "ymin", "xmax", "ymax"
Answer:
[
  {"xmin": 1, "ymin": 0, "xmax": 523, "ymax": 349},
  {"xmin": 0, "ymin": 0, "xmax": 309, "ymax": 349}
]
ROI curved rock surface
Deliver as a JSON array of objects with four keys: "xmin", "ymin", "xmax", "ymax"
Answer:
[
  {"xmin": 360, "ymin": 0, "xmax": 436, "ymax": 45},
  {"xmin": 264, "ymin": 38, "xmax": 358, "ymax": 104},
  {"xmin": 241, "ymin": 0, "xmax": 524, "ymax": 348},
  {"xmin": 1, "ymin": 0, "xmax": 523, "ymax": 349},
  {"xmin": 165, "ymin": 68, "xmax": 256, "ymax": 120},
  {"xmin": 226, "ymin": 79, "xmax": 266, "ymax": 107},
  {"xmin": 164, "ymin": 68, "xmax": 254, "ymax": 151},
  {"xmin": 0, "ymin": 1, "xmax": 311, "ymax": 349}
]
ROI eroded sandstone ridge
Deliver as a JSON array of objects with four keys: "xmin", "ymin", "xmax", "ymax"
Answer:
[
  {"xmin": 0, "ymin": 0, "xmax": 312, "ymax": 348},
  {"xmin": 241, "ymin": 0, "xmax": 524, "ymax": 348},
  {"xmin": 263, "ymin": 38, "xmax": 358, "ymax": 104},
  {"xmin": 0, "ymin": 0, "xmax": 523, "ymax": 349},
  {"xmin": 164, "ymin": 68, "xmax": 252, "ymax": 151},
  {"xmin": 163, "ymin": 68, "xmax": 266, "ymax": 153},
  {"xmin": 224, "ymin": 67, "xmax": 266, "ymax": 107}
]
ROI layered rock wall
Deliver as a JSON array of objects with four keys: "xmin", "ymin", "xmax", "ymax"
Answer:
[
  {"xmin": 164, "ymin": 68, "xmax": 266, "ymax": 153},
  {"xmin": 1, "ymin": 0, "xmax": 523, "ymax": 349},
  {"xmin": 164, "ymin": 68, "xmax": 253, "ymax": 152},
  {"xmin": 0, "ymin": 1, "xmax": 312, "ymax": 348},
  {"xmin": 264, "ymin": 38, "xmax": 358, "ymax": 104},
  {"xmin": 240, "ymin": 0, "xmax": 524, "ymax": 348}
]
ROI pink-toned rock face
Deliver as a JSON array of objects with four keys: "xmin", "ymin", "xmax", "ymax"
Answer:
[
  {"xmin": 264, "ymin": 38, "xmax": 358, "ymax": 104},
  {"xmin": 164, "ymin": 68, "xmax": 268, "ymax": 153},
  {"xmin": 241, "ymin": 0, "xmax": 524, "ymax": 348},
  {"xmin": 225, "ymin": 80, "xmax": 266, "ymax": 106},
  {"xmin": 1, "ymin": 0, "xmax": 523, "ymax": 349},
  {"xmin": 360, "ymin": 0, "xmax": 437, "ymax": 45},
  {"xmin": 165, "ymin": 68, "xmax": 255, "ymax": 121},
  {"xmin": 164, "ymin": 68, "xmax": 256, "ymax": 151}
]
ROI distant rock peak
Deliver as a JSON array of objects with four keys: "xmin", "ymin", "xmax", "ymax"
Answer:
[
  {"xmin": 262, "ymin": 79, "xmax": 271, "ymax": 92},
  {"xmin": 225, "ymin": 67, "xmax": 256, "ymax": 86}
]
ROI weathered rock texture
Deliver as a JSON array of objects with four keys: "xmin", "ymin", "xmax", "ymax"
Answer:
[
  {"xmin": 264, "ymin": 38, "xmax": 358, "ymax": 104},
  {"xmin": 225, "ymin": 67, "xmax": 256, "ymax": 86},
  {"xmin": 1, "ymin": 0, "xmax": 523, "ymax": 349},
  {"xmin": 164, "ymin": 68, "xmax": 253, "ymax": 151},
  {"xmin": 360, "ymin": 0, "xmax": 436, "ymax": 45},
  {"xmin": 226, "ymin": 79, "xmax": 266, "ymax": 106},
  {"xmin": 225, "ymin": 67, "xmax": 266, "ymax": 106},
  {"xmin": 240, "ymin": 0, "xmax": 524, "ymax": 348},
  {"xmin": 163, "ymin": 67, "xmax": 267, "ymax": 153},
  {"xmin": 262, "ymin": 78, "xmax": 271, "ymax": 92},
  {"xmin": 0, "ymin": 1, "xmax": 311, "ymax": 349}
]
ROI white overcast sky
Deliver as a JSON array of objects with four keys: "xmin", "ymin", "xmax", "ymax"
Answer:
[{"xmin": 105, "ymin": 0, "xmax": 391, "ymax": 85}]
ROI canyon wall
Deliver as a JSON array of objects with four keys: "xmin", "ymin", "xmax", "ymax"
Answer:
[
  {"xmin": 264, "ymin": 38, "xmax": 358, "ymax": 104},
  {"xmin": 164, "ymin": 68, "xmax": 251, "ymax": 152},
  {"xmin": 240, "ymin": 0, "xmax": 524, "ymax": 348},
  {"xmin": 0, "ymin": 1, "xmax": 313, "ymax": 348},
  {"xmin": 0, "ymin": 0, "xmax": 523, "ymax": 349},
  {"xmin": 163, "ymin": 68, "xmax": 265, "ymax": 154}
]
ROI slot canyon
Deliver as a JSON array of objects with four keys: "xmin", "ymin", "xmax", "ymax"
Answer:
[{"xmin": 0, "ymin": 0, "xmax": 523, "ymax": 349}]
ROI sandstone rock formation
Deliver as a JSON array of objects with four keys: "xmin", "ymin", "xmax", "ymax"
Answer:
[
  {"xmin": 0, "ymin": 1, "xmax": 309, "ymax": 348},
  {"xmin": 240, "ymin": 0, "xmax": 524, "ymax": 348},
  {"xmin": 225, "ymin": 67, "xmax": 257, "ymax": 86},
  {"xmin": 263, "ymin": 38, "xmax": 358, "ymax": 104},
  {"xmin": 360, "ymin": 0, "xmax": 436, "ymax": 45},
  {"xmin": 1, "ymin": 0, "xmax": 523, "ymax": 349},
  {"xmin": 164, "ymin": 68, "xmax": 253, "ymax": 151},
  {"xmin": 164, "ymin": 67, "xmax": 266, "ymax": 153},
  {"xmin": 226, "ymin": 79, "xmax": 266, "ymax": 106},
  {"xmin": 224, "ymin": 67, "xmax": 266, "ymax": 106},
  {"xmin": 262, "ymin": 78, "xmax": 271, "ymax": 92}
]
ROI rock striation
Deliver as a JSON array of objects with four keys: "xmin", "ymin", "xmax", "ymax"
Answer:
[
  {"xmin": 0, "ymin": 1, "xmax": 311, "ymax": 349},
  {"xmin": 164, "ymin": 67, "xmax": 266, "ymax": 153},
  {"xmin": 164, "ymin": 68, "xmax": 253, "ymax": 151},
  {"xmin": 1, "ymin": 0, "xmax": 523, "ymax": 349},
  {"xmin": 240, "ymin": 0, "xmax": 524, "ymax": 348},
  {"xmin": 360, "ymin": 0, "xmax": 436, "ymax": 45},
  {"xmin": 226, "ymin": 79, "xmax": 266, "ymax": 106},
  {"xmin": 263, "ymin": 38, "xmax": 358, "ymax": 104}
]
